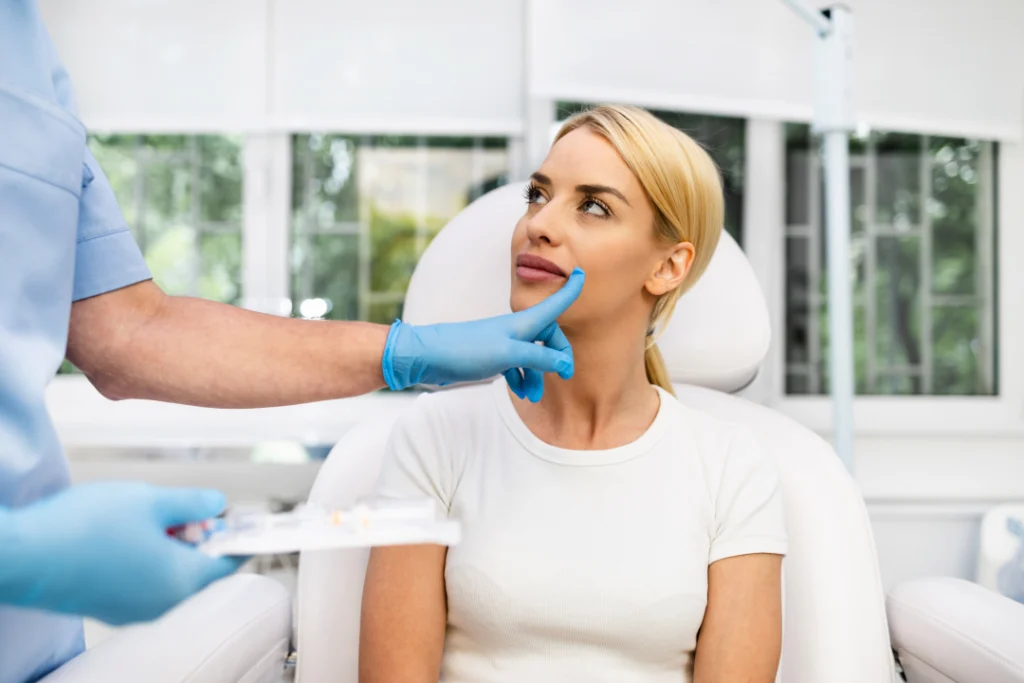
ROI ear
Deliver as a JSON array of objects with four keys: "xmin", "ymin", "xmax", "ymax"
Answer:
[{"xmin": 644, "ymin": 242, "xmax": 695, "ymax": 297}]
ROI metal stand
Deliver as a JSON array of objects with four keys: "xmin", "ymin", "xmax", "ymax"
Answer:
[{"xmin": 781, "ymin": 2, "xmax": 856, "ymax": 472}]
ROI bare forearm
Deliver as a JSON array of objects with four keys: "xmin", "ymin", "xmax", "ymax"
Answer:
[{"xmin": 68, "ymin": 282, "xmax": 390, "ymax": 407}]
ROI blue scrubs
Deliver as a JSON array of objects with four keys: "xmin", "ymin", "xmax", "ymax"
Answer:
[{"xmin": 0, "ymin": 3, "xmax": 151, "ymax": 681}]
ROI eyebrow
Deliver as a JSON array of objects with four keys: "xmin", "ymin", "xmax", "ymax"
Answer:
[{"xmin": 530, "ymin": 173, "xmax": 632, "ymax": 207}]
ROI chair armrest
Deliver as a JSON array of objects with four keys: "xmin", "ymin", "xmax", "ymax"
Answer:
[
  {"xmin": 40, "ymin": 573, "xmax": 291, "ymax": 683},
  {"xmin": 887, "ymin": 577, "xmax": 1024, "ymax": 683}
]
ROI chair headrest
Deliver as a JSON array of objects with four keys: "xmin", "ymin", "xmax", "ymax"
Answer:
[{"xmin": 403, "ymin": 182, "xmax": 770, "ymax": 393}]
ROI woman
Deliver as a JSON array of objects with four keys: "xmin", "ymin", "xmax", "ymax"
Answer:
[{"xmin": 360, "ymin": 105, "xmax": 787, "ymax": 683}]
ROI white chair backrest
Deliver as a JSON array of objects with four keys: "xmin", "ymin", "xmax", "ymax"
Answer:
[{"xmin": 294, "ymin": 183, "xmax": 895, "ymax": 682}]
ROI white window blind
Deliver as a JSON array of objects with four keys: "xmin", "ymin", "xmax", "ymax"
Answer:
[
  {"xmin": 529, "ymin": 0, "xmax": 1024, "ymax": 141},
  {"xmin": 39, "ymin": 0, "xmax": 269, "ymax": 132},
  {"xmin": 269, "ymin": 0, "xmax": 525, "ymax": 134}
]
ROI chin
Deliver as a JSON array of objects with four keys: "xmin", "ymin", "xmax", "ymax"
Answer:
[{"xmin": 509, "ymin": 280, "xmax": 554, "ymax": 313}]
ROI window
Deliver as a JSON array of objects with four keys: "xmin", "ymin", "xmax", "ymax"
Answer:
[
  {"xmin": 556, "ymin": 102, "xmax": 747, "ymax": 245},
  {"xmin": 290, "ymin": 135, "xmax": 509, "ymax": 323},
  {"xmin": 784, "ymin": 125, "xmax": 997, "ymax": 396},
  {"xmin": 60, "ymin": 134, "xmax": 244, "ymax": 374},
  {"xmin": 88, "ymin": 134, "xmax": 245, "ymax": 303}
]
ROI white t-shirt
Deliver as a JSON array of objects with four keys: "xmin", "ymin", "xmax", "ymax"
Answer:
[{"xmin": 373, "ymin": 378, "xmax": 787, "ymax": 683}]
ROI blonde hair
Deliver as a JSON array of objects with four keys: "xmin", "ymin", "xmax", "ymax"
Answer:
[{"xmin": 553, "ymin": 105, "xmax": 725, "ymax": 395}]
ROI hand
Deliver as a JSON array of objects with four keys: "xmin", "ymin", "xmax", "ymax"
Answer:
[
  {"xmin": 0, "ymin": 482, "xmax": 246, "ymax": 625},
  {"xmin": 383, "ymin": 268, "xmax": 585, "ymax": 401}
]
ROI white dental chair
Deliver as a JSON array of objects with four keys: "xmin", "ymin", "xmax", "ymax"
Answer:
[
  {"xmin": 38, "ymin": 573, "xmax": 291, "ymax": 683},
  {"xmin": 294, "ymin": 183, "xmax": 1024, "ymax": 683}
]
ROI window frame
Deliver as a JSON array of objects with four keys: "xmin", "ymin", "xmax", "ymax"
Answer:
[{"xmin": 746, "ymin": 120, "xmax": 1024, "ymax": 438}]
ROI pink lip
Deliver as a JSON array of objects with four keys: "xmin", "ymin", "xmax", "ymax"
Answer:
[{"xmin": 515, "ymin": 253, "xmax": 567, "ymax": 283}]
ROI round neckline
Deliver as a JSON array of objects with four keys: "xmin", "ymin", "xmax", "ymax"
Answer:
[{"xmin": 491, "ymin": 378, "xmax": 672, "ymax": 466}]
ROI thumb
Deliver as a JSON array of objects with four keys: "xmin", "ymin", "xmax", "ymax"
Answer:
[
  {"xmin": 150, "ymin": 488, "xmax": 228, "ymax": 528},
  {"xmin": 512, "ymin": 268, "xmax": 584, "ymax": 338}
]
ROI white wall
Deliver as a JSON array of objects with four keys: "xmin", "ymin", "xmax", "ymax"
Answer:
[{"xmin": 38, "ymin": 0, "xmax": 1024, "ymax": 589}]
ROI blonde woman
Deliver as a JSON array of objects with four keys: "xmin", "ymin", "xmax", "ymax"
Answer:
[{"xmin": 359, "ymin": 105, "xmax": 787, "ymax": 683}]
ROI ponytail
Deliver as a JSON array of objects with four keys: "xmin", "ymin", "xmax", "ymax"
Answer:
[{"xmin": 644, "ymin": 342, "xmax": 675, "ymax": 396}]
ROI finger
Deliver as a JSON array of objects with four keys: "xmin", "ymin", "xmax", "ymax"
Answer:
[
  {"xmin": 535, "ymin": 321, "xmax": 572, "ymax": 356},
  {"xmin": 151, "ymin": 488, "xmax": 228, "ymax": 528},
  {"xmin": 512, "ymin": 340, "xmax": 574, "ymax": 378},
  {"xmin": 503, "ymin": 368, "xmax": 528, "ymax": 400},
  {"xmin": 522, "ymin": 368, "xmax": 545, "ymax": 403},
  {"xmin": 512, "ymin": 268, "xmax": 585, "ymax": 338}
]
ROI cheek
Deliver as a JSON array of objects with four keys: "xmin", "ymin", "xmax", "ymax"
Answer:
[{"xmin": 566, "ymin": 237, "xmax": 653, "ymax": 320}]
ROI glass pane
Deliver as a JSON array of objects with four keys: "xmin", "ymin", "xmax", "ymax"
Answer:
[
  {"xmin": 872, "ymin": 371, "xmax": 922, "ymax": 396},
  {"xmin": 84, "ymin": 134, "xmax": 242, "ymax": 302},
  {"xmin": 369, "ymin": 300, "xmax": 404, "ymax": 326},
  {"xmin": 874, "ymin": 235, "xmax": 922, "ymax": 369},
  {"xmin": 785, "ymin": 236, "xmax": 811, "ymax": 303},
  {"xmin": 931, "ymin": 306, "xmax": 991, "ymax": 395},
  {"xmin": 876, "ymin": 133, "xmax": 921, "ymax": 228},
  {"xmin": 293, "ymin": 134, "xmax": 361, "ymax": 230},
  {"xmin": 815, "ymin": 303, "xmax": 868, "ymax": 394},
  {"xmin": 290, "ymin": 136, "xmax": 508, "ymax": 321},
  {"xmin": 786, "ymin": 150, "xmax": 810, "ymax": 225},
  {"xmin": 198, "ymin": 232, "xmax": 242, "ymax": 305},
  {"xmin": 198, "ymin": 137, "xmax": 243, "ymax": 222},
  {"xmin": 930, "ymin": 138, "xmax": 980, "ymax": 296},
  {"xmin": 291, "ymin": 233, "xmax": 360, "ymax": 320},
  {"xmin": 785, "ymin": 372, "xmax": 810, "ymax": 394}
]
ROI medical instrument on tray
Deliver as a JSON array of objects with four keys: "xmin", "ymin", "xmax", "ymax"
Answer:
[{"xmin": 168, "ymin": 498, "xmax": 460, "ymax": 556}]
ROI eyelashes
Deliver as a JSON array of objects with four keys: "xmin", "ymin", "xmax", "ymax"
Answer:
[{"xmin": 523, "ymin": 183, "xmax": 611, "ymax": 219}]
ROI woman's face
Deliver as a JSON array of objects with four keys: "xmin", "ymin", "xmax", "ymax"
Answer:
[{"xmin": 510, "ymin": 127, "xmax": 693, "ymax": 333}]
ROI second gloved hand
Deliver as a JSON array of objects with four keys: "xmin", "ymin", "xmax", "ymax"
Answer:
[
  {"xmin": 0, "ymin": 482, "xmax": 246, "ymax": 625},
  {"xmin": 382, "ymin": 269, "xmax": 584, "ymax": 401}
]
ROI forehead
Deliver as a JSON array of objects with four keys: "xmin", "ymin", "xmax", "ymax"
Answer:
[{"xmin": 540, "ymin": 127, "xmax": 642, "ymax": 197}]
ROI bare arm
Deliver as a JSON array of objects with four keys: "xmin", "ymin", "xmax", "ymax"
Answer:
[
  {"xmin": 693, "ymin": 553, "xmax": 783, "ymax": 683},
  {"xmin": 67, "ymin": 281, "xmax": 389, "ymax": 407},
  {"xmin": 360, "ymin": 545, "xmax": 448, "ymax": 683}
]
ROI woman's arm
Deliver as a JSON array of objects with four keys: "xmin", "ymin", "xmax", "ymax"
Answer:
[
  {"xmin": 360, "ymin": 544, "xmax": 449, "ymax": 683},
  {"xmin": 693, "ymin": 553, "xmax": 783, "ymax": 683}
]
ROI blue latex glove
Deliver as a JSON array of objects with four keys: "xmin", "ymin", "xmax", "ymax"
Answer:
[
  {"xmin": 0, "ymin": 482, "xmax": 246, "ymax": 625},
  {"xmin": 383, "ymin": 269, "xmax": 585, "ymax": 402}
]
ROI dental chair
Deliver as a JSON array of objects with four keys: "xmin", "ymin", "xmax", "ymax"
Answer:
[
  {"xmin": 38, "ymin": 572, "xmax": 291, "ymax": 683},
  {"xmin": 294, "ymin": 182, "xmax": 1024, "ymax": 683}
]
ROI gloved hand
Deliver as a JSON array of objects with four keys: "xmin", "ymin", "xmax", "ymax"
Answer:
[
  {"xmin": 383, "ymin": 268, "xmax": 585, "ymax": 402},
  {"xmin": 0, "ymin": 482, "xmax": 246, "ymax": 625}
]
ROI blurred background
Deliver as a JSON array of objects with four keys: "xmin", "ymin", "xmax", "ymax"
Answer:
[{"xmin": 38, "ymin": 0, "xmax": 1024, "ymax": 636}]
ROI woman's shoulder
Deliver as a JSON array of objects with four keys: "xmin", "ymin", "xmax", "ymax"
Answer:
[
  {"xmin": 394, "ymin": 381, "xmax": 503, "ymax": 435},
  {"xmin": 656, "ymin": 390, "xmax": 771, "ymax": 469}
]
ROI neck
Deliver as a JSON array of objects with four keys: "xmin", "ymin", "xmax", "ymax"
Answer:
[{"xmin": 512, "ymin": 316, "xmax": 660, "ymax": 449}]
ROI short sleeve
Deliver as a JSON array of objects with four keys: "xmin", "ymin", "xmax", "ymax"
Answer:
[
  {"xmin": 72, "ymin": 147, "xmax": 151, "ymax": 302},
  {"xmin": 708, "ymin": 428, "xmax": 788, "ymax": 564},
  {"xmin": 373, "ymin": 394, "xmax": 456, "ymax": 516}
]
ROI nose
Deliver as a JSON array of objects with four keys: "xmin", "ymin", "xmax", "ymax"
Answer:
[{"xmin": 524, "ymin": 201, "xmax": 564, "ymax": 247}]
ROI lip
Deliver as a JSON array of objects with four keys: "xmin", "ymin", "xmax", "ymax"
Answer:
[{"xmin": 515, "ymin": 253, "xmax": 567, "ymax": 278}]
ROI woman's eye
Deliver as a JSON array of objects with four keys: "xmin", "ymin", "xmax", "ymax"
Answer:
[
  {"xmin": 525, "ymin": 185, "xmax": 547, "ymax": 205},
  {"xmin": 581, "ymin": 199, "xmax": 609, "ymax": 217}
]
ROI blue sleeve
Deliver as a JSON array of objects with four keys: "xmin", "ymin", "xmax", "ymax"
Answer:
[{"xmin": 71, "ymin": 142, "xmax": 152, "ymax": 302}]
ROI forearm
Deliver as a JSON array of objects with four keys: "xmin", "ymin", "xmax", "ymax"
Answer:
[{"xmin": 68, "ymin": 282, "xmax": 391, "ymax": 408}]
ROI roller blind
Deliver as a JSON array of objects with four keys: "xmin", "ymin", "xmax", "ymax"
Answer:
[
  {"xmin": 39, "ymin": 0, "xmax": 268, "ymax": 132},
  {"xmin": 269, "ymin": 0, "xmax": 525, "ymax": 134},
  {"xmin": 530, "ymin": 0, "xmax": 1024, "ymax": 141}
]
